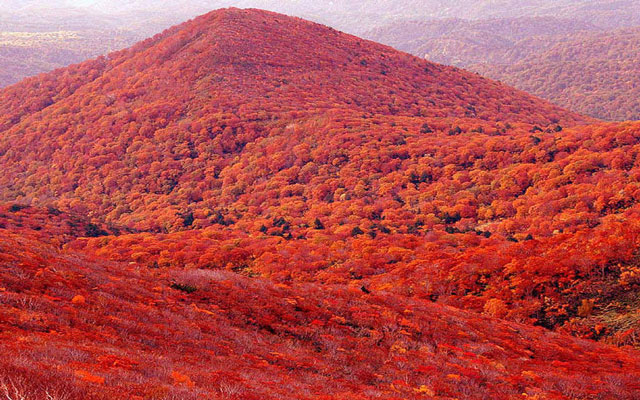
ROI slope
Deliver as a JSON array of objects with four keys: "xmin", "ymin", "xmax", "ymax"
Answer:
[
  {"xmin": 0, "ymin": 7, "xmax": 590, "ymax": 232},
  {"xmin": 475, "ymin": 27, "xmax": 640, "ymax": 121},
  {"xmin": 2, "ymin": 209, "xmax": 640, "ymax": 399},
  {"xmin": 69, "ymin": 118, "xmax": 640, "ymax": 346},
  {"xmin": 1, "ymin": 8, "xmax": 640, "ymax": 397},
  {"xmin": 363, "ymin": 16, "xmax": 604, "ymax": 68}
]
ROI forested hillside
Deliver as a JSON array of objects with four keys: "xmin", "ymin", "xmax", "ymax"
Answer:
[
  {"xmin": 364, "ymin": 17, "xmax": 603, "ymax": 67},
  {"xmin": 1, "ymin": 8, "xmax": 639, "ymax": 399},
  {"xmin": 475, "ymin": 27, "xmax": 640, "ymax": 121}
]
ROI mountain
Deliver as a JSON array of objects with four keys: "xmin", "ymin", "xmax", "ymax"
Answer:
[
  {"xmin": 364, "ymin": 16, "xmax": 604, "ymax": 67},
  {"xmin": 2, "ymin": 7, "xmax": 640, "ymax": 398},
  {"xmin": 475, "ymin": 27, "xmax": 640, "ymax": 121},
  {"xmin": 0, "ymin": 30, "xmax": 136, "ymax": 88},
  {"xmin": 1, "ymin": 1, "xmax": 638, "ymax": 90},
  {"xmin": 0, "ymin": 8, "xmax": 588, "ymax": 230}
]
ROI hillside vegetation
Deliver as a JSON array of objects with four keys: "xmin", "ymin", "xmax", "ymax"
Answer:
[
  {"xmin": 475, "ymin": 27, "xmax": 640, "ymax": 121},
  {"xmin": 0, "ymin": 30, "xmax": 135, "ymax": 87},
  {"xmin": 3, "ymin": 205, "xmax": 640, "ymax": 399},
  {"xmin": 0, "ymin": 8, "xmax": 639, "ymax": 398}
]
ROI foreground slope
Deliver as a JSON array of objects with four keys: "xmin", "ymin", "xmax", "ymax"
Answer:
[
  {"xmin": 2, "ymin": 209, "xmax": 640, "ymax": 399},
  {"xmin": 476, "ymin": 27, "xmax": 640, "ymax": 121}
]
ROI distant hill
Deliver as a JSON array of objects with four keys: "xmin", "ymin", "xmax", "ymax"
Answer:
[
  {"xmin": 364, "ymin": 16, "xmax": 604, "ymax": 67},
  {"xmin": 81, "ymin": 0, "xmax": 640, "ymax": 32},
  {"xmin": 475, "ymin": 27, "xmax": 640, "ymax": 121},
  {"xmin": 0, "ymin": 4, "xmax": 145, "ymax": 88},
  {"xmin": 366, "ymin": 18, "xmax": 640, "ymax": 121},
  {"xmin": 3, "ymin": 0, "xmax": 640, "ymax": 34},
  {"xmin": 0, "ymin": 30, "xmax": 136, "ymax": 88}
]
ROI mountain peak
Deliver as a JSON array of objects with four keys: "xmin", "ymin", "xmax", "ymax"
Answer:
[
  {"xmin": 0, "ymin": 7, "xmax": 591, "ymax": 230},
  {"xmin": 1, "ymin": 7, "xmax": 588, "ymax": 136}
]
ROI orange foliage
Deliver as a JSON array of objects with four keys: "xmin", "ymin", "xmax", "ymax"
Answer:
[
  {"xmin": 75, "ymin": 370, "xmax": 106, "ymax": 385},
  {"xmin": 478, "ymin": 27, "xmax": 640, "ymax": 121},
  {"xmin": 0, "ymin": 7, "xmax": 639, "ymax": 399},
  {"xmin": 171, "ymin": 371, "xmax": 194, "ymax": 388},
  {"xmin": 1, "ymin": 221, "xmax": 640, "ymax": 399}
]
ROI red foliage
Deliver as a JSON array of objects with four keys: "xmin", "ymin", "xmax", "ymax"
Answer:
[
  {"xmin": 2, "ymin": 218, "xmax": 640, "ymax": 398},
  {"xmin": 0, "ymin": 9, "xmax": 590, "ymax": 231},
  {"xmin": 0, "ymin": 8, "xmax": 638, "ymax": 398},
  {"xmin": 478, "ymin": 27, "xmax": 640, "ymax": 121}
]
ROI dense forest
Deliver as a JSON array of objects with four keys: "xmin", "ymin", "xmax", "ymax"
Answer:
[
  {"xmin": 475, "ymin": 27, "xmax": 640, "ymax": 121},
  {"xmin": 2, "ymin": 1, "xmax": 639, "ymax": 122},
  {"xmin": 1, "ymin": 7, "xmax": 639, "ymax": 399},
  {"xmin": 366, "ymin": 20, "xmax": 640, "ymax": 121}
]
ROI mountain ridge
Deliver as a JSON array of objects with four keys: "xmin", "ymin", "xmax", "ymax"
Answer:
[
  {"xmin": 363, "ymin": 16, "xmax": 605, "ymax": 67},
  {"xmin": 474, "ymin": 26, "xmax": 640, "ymax": 121},
  {"xmin": 0, "ymin": 7, "xmax": 591, "ymax": 231}
]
